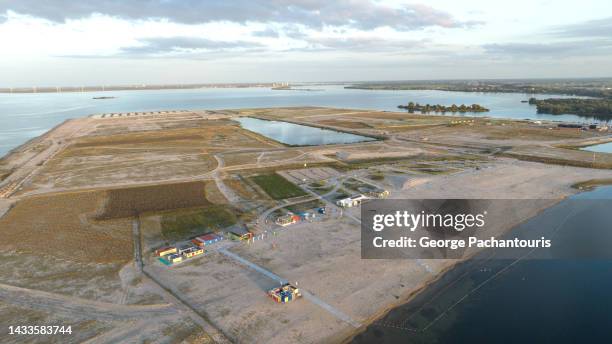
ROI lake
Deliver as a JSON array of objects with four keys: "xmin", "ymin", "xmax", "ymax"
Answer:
[
  {"xmin": 0, "ymin": 85, "xmax": 601, "ymax": 157},
  {"xmin": 351, "ymin": 186, "xmax": 612, "ymax": 344},
  {"xmin": 581, "ymin": 141, "xmax": 612, "ymax": 153},
  {"xmin": 235, "ymin": 117, "xmax": 375, "ymax": 145}
]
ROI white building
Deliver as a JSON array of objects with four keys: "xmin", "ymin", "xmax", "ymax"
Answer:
[{"xmin": 336, "ymin": 194, "xmax": 368, "ymax": 208}]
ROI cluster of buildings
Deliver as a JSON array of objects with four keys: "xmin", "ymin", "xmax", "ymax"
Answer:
[
  {"xmin": 156, "ymin": 232, "xmax": 224, "ymax": 266},
  {"xmin": 156, "ymin": 244, "xmax": 204, "ymax": 265},
  {"xmin": 155, "ymin": 228, "xmax": 257, "ymax": 266}
]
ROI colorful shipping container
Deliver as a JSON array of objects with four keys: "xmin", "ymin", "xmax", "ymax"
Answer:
[{"xmin": 268, "ymin": 283, "xmax": 301, "ymax": 303}]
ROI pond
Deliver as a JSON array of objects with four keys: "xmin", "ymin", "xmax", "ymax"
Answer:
[
  {"xmin": 580, "ymin": 141, "xmax": 612, "ymax": 153},
  {"xmin": 235, "ymin": 117, "xmax": 376, "ymax": 146}
]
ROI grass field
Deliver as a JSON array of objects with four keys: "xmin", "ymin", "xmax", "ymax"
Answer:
[
  {"xmin": 160, "ymin": 205, "xmax": 238, "ymax": 241},
  {"xmin": 250, "ymin": 173, "xmax": 307, "ymax": 200},
  {"xmin": 285, "ymin": 200, "xmax": 325, "ymax": 213}
]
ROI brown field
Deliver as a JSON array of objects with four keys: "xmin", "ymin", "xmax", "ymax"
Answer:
[
  {"xmin": 317, "ymin": 119, "xmax": 373, "ymax": 129},
  {"xmin": 502, "ymin": 146, "xmax": 612, "ymax": 169},
  {"xmin": 222, "ymin": 152, "xmax": 261, "ymax": 167},
  {"xmin": 224, "ymin": 177, "xmax": 261, "ymax": 200},
  {"xmin": 19, "ymin": 122, "xmax": 283, "ymax": 192},
  {"xmin": 97, "ymin": 181, "xmax": 213, "ymax": 219},
  {"xmin": 74, "ymin": 134, "xmax": 204, "ymax": 148},
  {"xmin": 0, "ymin": 190, "xmax": 132, "ymax": 263}
]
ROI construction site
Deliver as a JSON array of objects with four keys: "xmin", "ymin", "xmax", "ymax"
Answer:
[{"xmin": 1, "ymin": 106, "xmax": 611, "ymax": 343}]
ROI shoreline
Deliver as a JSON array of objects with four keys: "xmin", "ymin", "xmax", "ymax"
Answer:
[{"xmin": 338, "ymin": 196, "xmax": 570, "ymax": 344}]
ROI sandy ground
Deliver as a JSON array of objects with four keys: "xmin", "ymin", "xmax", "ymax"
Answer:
[{"xmin": 144, "ymin": 159, "xmax": 611, "ymax": 344}]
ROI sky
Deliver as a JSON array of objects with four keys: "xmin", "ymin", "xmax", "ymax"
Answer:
[{"xmin": 0, "ymin": 0, "xmax": 611, "ymax": 86}]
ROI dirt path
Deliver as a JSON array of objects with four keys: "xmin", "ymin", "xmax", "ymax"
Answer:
[
  {"xmin": 0, "ymin": 283, "xmax": 177, "ymax": 321},
  {"xmin": 213, "ymin": 154, "xmax": 243, "ymax": 204},
  {"xmin": 131, "ymin": 215, "xmax": 232, "ymax": 344},
  {"xmin": 218, "ymin": 247, "xmax": 361, "ymax": 328}
]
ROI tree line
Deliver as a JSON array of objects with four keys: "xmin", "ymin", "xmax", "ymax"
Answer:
[
  {"xmin": 398, "ymin": 102, "xmax": 489, "ymax": 113},
  {"xmin": 529, "ymin": 98, "xmax": 612, "ymax": 119}
]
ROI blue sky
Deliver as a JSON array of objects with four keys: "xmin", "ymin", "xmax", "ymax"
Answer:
[{"xmin": 0, "ymin": 0, "xmax": 611, "ymax": 86}]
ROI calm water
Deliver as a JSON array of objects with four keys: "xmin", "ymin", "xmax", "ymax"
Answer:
[
  {"xmin": 352, "ymin": 186, "xmax": 612, "ymax": 344},
  {"xmin": 0, "ymin": 85, "xmax": 599, "ymax": 157},
  {"xmin": 236, "ymin": 117, "xmax": 375, "ymax": 145},
  {"xmin": 581, "ymin": 142, "xmax": 612, "ymax": 153}
]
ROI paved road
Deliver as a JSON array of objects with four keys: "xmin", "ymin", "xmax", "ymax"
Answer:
[{"xmin": 218, "ymin": 248, "xmax": 361, "ymax": 328}]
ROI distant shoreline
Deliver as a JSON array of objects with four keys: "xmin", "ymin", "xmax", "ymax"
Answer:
[{"xmin": 0, "ymin": 83, "xmax": 277, "ymax": 94}]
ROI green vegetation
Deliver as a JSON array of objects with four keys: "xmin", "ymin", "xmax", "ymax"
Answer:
[
  {"xmin": 161, "ymin": 205, "xmax": 238, "ymax": 241},
  {"xmin": 368, "ymin": 173, "xmax": 385, "ymax": 181},
  {"xmin": 285, "ymin": 200, "xmax": 325, "ymax": 213},
  {"xmin": 308, "ymin": 181, "xmax": 333, "ymax": 195},
  {"xmin": 347, "ymin": 79, "xmax": 612, "ymax": 98},
  {"xmin": 0, "ymin": 169, "xmax": 11, "ymax": 182},
  {"xmin": 529, "ymin": 98, "xmax": 612, "ymax": 119},
  {"xmin": 250, "ymin": 173, "xmax": 307, "ymax": 200},
  {"xmin": 571, "ymin": 179, "xmax": 612, "ymax": 190},
  {"xmin": 398, "ymin": 102, "xmax": 488, "ymax": 113}
]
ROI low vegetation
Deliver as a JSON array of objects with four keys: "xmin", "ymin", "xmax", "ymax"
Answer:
[
  {"xmin": 285, "ymin": 200, "xmax": 325, "ymax": 213},
  {"xmin": 98, "ymin": 181, "xmax": 211, "ymax": 219},
  {"xmin": 0, "ymin": 169, "xmax": 11, "ymax": 181},
  {"xmin": 161, "ymin": 205, "xmax": 238, "ymax": 241},
  {"xmin": 0, "ymin": 191, "xmax": 132, "ymax": 263},
  {"xmin": 529, "ymin": 98, "xmax": 612, "ymax": 119},
  {"xmin": 398, "ymin": 102, "xmax": 489, "ymax": 113},
  {"xmin": 572, "ymin": 179, "xmax": 612, "ymax": 190},
  {"xmin": 347, "ymin": 80, "xmax": 612, "ymax": 98},
  {"xmin": 250, "ymin": 173, "xmax": 307, "ymax": 199}
]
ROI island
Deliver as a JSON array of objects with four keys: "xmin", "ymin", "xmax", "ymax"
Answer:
[
  {"xmin": 346, "ymin": 79, "xmax": 612, "ymax": 98},
  {"xmin": 398, "ymin": 102, "xmax": 489, "ymax": 113},
  {"xmin": 529, "ymin": 97, "xmax": 612, "ymax": 119}
]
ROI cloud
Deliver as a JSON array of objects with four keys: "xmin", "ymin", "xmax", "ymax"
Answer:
[
  {"xmin": 482, "ymin": 17, "xmax": 612, "ymax": 59},
  {"xmin": 483, "ymin": 40, "xmax": 612, "ymax": 58},
  {"xmin": 305, "ymin": 36, "xmax": 426, "ymax": 51},
  {"xmin": 0, "ymin": 0, "xmax": 471, "ymax": 31},
  {"xmin": 549, "ymin": 16, "xmax": 612, "ymax": 39},
  {"xmin": 252, "ymin": 28, "xmax": 281, "ymax": 38},
  {"xmin": 120, "ymin": 36, "xmax": 263, "ymax": 56}
]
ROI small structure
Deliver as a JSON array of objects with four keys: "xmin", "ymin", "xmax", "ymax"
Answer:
[
  {"xmin": 366, "ymin": 189, "xmax": 389, "ymax": 199},
  {"xmin": 182, "ymin": 247, "xmax": 204, "ymax": 258},
  {"xmin": 275, "ymin": 213, "xmax": 301, "ymax": 227},
  {"xmin": 336, "ymin": 194, "xmax": 368, "ymax": 208},
  {"xmin": 177, "ymin": 244, "xmax": 195, "ymax": 254},
  {"xmin": 165, "ymin": 254, "xmax": 183, "ymax": 264},
  {"xmin": 155, "ymin": 247, "xmax": 177, "ymax": 257},
  {"xmin": 225, "ymin": 224, "xmax": 254, "ymax": 241},
  {"xmin": 191, "ymin": 239, "xmax": 205, "ymax": 247},
  {"xmin": 268, "ymin": 283, "xmax": 301, "ymax": 303},
  {"xmin": 195, "ymin": 233, "xmax": 223, "ymax": 246},
  {"xmin": 228, "ymin": 231, "xmax": 253, "ymax": 241}
]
